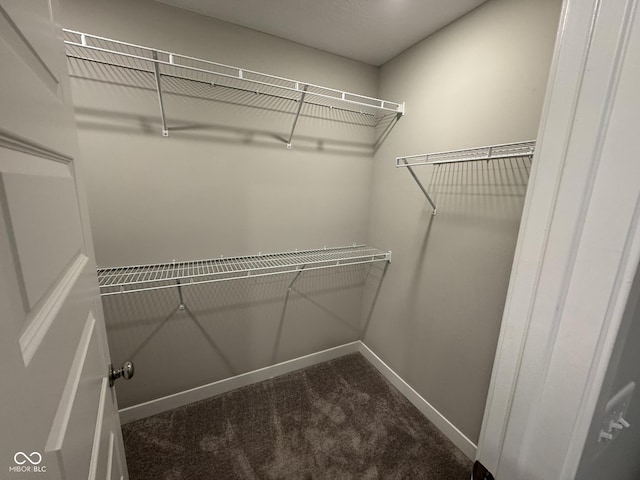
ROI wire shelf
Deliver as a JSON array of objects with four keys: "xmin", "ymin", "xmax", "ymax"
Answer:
[
  {"xmin": 396, "ymin": 140, "xmax": 536, "ymax": 167},
  {"xmin": 62, "ymin": 29, "xmax": 405, "ymax": 119},
  {"xmin": 395, "ymin": 140, "xmax": 536, "ymax": 215},
  {"xmin": 97, "ymin": 244, "xmax": 391, "ymax": 296}
]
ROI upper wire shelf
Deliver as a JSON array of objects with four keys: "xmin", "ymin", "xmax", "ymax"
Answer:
[
  {"xmin": 62, "ymin": 29, "xmax": 405, "ymax": 145},
  {"xmin": 97, "ymin": 244, "xmax": 391, "ymax": 296},
  {"xmin": 395, "ymin": 140, "xmax": 536, "ymax": 215}
]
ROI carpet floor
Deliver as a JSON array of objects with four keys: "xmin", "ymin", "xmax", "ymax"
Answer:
[{"xmin": 122, "ymin": 353, "xmax": 472, "ymax": 479}]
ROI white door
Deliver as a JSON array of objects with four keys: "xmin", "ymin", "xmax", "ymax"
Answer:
[{"xmin": 0, "ymin": 1, "xmax": 128, "ymax": 479}]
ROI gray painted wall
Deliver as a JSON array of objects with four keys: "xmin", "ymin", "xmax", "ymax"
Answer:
[
  {"xmin": 365, "ymin": 0, "xmax": 561, "ymax": 443},
  {"xmin": 61, "ymin": 0, "xmax": 380, "ymax": 267},
  {"xmin": 60, "ymin": 0, "xmax": 384, "ymax": 408}
]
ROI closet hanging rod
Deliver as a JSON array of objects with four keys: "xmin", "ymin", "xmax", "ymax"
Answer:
[
  {"xmin": 62, "ymin": 29, "xmax": 405, "ymax": 116},
  {"xmin": 96, "ymin": 244, "xmax": 391, "ymax": 296},
  {"xmin": 395, "ymin": 140, "xmax": 536, "ymax": 215}
]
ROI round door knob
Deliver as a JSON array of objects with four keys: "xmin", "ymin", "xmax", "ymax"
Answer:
[
  {"xmin": 121, "ymin": 361, "xmax": 134, "ymax": 380},
  {"xmin": 109, "ymin": 360, "xmax": 135, "ymax": 387}
]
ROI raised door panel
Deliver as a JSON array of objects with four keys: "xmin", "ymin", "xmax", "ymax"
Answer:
[
  {"xmin": 0, "ymin": 1, "xmax": 75, "ymax": 157},
  {"xmin": 105, "ymin": 429, "xmax": 125, "ymax": 480},
  {"xmin": 2, "ymin": 165, "xmax": 83, "ymax": 311},
  {"xmin": 0, "ymin": 148, "xmax": 95, "ymax": 479},
  {"xmin": 1, "ymin": 0, "xmax": 62, "ymax": 77}
]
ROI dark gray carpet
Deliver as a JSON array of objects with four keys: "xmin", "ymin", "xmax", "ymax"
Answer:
[{"xmin": 122, "ymin": 353, "xmax": 472, "ymax": 479}]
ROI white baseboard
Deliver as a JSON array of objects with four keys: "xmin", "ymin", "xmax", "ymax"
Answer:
[
  {"xmin": 119, "ymin": 341, "xmax": 360, "ymax": 424},
  {"xmin": 119, "ymin": 340, "xmax": 477, "ymax": 461},
  {"xmin": 357, "ymin": 342, "xmax": 478, "ymax": 460}
]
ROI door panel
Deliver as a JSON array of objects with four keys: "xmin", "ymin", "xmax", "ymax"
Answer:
[
  {"xmin": 0, "ymin": 1, "xmax": 128, "ymax": 479},
  {"xmin": 0, "ymin": 0, "xmax": 62, "ymax": 82},
  {"xmin": 0, "ymin": 2, "xmax": 74, "ymax": 157},
  {"xmin": 3, "ymin": 171, "xmax": 84, "ymax": 311},
  {"xmin": 18, "ymin": 252, "xmax": 88, "ymax": 367},
  {"xmin": 105, "ymin": 395, "xmax": 125, "ymax": 480},
  {"xmin": 106, "ymin": 432, "xmax": 117, "ymax": 480},
  {"xmin": 45, "ymin": 314, "xmax": 103, "ymax": 478},
  {"xmin": 88, "ymin": 379, "xmax": 112, "ymax": 480}
]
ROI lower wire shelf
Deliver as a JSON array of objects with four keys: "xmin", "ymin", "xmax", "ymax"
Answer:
[{"xmin": 97, "ymin": 244, "xmax": 391, "ymax": 296}]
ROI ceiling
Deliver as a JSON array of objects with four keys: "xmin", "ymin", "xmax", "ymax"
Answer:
[{"xmin": 155, "ymin": 0, "xmax": 487, "ymax": 66}]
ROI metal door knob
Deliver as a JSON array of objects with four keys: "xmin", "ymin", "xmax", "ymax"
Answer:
[{"xmin": 108, "ymin": 361, "xmax": 135, "ymax": 387}]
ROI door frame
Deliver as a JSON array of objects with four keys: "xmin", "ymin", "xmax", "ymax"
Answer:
[{"xmin": 476, "ymin": 0, "xmax": 640, "ymax": 477}]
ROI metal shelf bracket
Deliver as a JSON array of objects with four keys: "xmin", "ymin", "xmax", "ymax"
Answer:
[
  {"xmin": 287, "ymin": 84, "xmax": 309, "ymax": 149},
  {"xmin": 151, "ymin": 50, "xmax": 169, "ymax": 137},
  {"xmin": 402, "ymin": 158, "xmax": 437, "ymax": 215}
]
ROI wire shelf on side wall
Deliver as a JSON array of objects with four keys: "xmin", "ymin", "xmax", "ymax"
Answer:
[
  {"xmin": 395, "ymin": 140, "xmax": 536, "ymax": 214},
  {"xmin": 396, "ymin": 140, "xmax": 536, "ymax": 168},
  {"xmin": 97, "ymin": 244, "xmax": 391, "ymax": 296}
]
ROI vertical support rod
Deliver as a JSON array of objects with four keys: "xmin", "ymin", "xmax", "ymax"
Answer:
[
  {"xmin": 271, "ymin": 265, "xmax": 306, "ymax": 363},
  {"xmin": 288, "ymin": 265, "xmax": 306, "ymax": 291},
  {"xmin": 286, "ymin": 84, "xmax": 308, "ymax": 149},
  {"xmin": 152, "ymin": 51, "xmax": 169, "ymax": 137},
  {"xmin": 360, "ymin": 261, "xmax": 390, "ymax": 340},
  {"xmin": 403, "ymin": 158, "xmax": 437, "ymax": 215},
  {"xmin": 176, "ymin": 279, "xmax": 185, "ymax": 310}
]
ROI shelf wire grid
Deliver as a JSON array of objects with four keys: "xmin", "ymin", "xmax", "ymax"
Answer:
[
  {"xmin": 63, "ymin": 29, "xmax": 404, "ymax": 118},
  {"xmin": 396, "ymin": 140, "xmax": 536, "ymax": 167},
  {"xmin": 97, "ymin": 245, "xmax": 391, "ymax": 296}
]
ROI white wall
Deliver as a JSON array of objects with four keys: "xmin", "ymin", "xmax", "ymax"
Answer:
[
  {"xmin": 365, "ymin": 0, "xmax": 561, "ymax": 443},
  {"xmin": 60, "ymin": 0, "xmax": 384, "ymax": 408}
]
